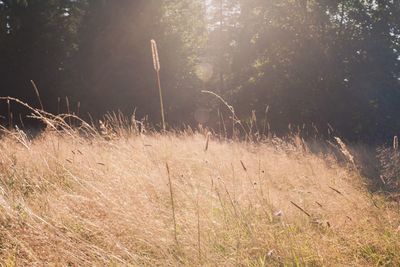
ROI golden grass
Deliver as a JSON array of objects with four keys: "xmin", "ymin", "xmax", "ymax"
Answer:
[{"xmin": 0, "ymin": 130, "xmax": 399, "ymax": 266}]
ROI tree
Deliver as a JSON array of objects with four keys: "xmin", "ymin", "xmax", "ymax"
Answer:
[
  {"xmin": 0, "ymin": 0, "xmax": 86, "ymax": 118},
  {"xmin": 0, "ymin": 0, "xmax": 399, "ymax": 142},
  {"xmin": 207, "ymin": 0, "xmax": 400, "ymax": 141}
]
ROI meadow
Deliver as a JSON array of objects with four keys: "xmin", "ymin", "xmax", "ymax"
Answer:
[
  {"xmin": 1, "ymin": 1, "xmax": 400, "ymax": 266},
  {"xmin": 0, "ymin": 106, "xmax": 399, "ymax": 266}
]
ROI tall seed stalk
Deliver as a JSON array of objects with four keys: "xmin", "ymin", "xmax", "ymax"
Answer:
[{"xmin": 151, "ymin": 39, "xmax": 166, "ymax": 132}]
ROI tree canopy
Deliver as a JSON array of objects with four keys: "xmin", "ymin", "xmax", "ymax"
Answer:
[{"xmin": 0, "ymin": 0, "xmax": 399, "ymax": 142}]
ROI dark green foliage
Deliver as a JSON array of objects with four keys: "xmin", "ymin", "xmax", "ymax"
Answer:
[
  {"xmin": 0, "ymin": 0, "xmax": 399, "ymax": 141},
  {"xmin": 227, "ymin": 0, "xmax": 400, "ymax": 141}
]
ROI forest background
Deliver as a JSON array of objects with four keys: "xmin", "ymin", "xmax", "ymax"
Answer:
[{"xmin": 0, "ymin": 0, "xmax": 399, "ymax": 143}]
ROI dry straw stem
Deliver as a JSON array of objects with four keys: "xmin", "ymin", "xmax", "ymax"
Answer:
[
  {"xmin": 166, "ymin": 162, "xmax": 178, "ymax": 246},
  {"xmin": 204, "ymin": 132, "xmax": 211, "ymax": 151},
  {"xmin": 18, "ymin": 113, "xmax": 25, "ymax": 128},
  {"xmin": 65, "ymin": 96, "xmax": 72, "ymax": 126},
  {"xmin": 201, "ymin": 90, "xmax": 248, "ymax": 138},
  {"xmin": 196, "ymin": 192, "xmax": 201, "ymax": 263},
  {"xmin": 57, "ymin": 97, "xmax": 61, "ymax": 115},
  {"xmin": 7, "ymin": 98, "xmax": 12, "ymax": 129},
  {"xmin": 30, "ymin": 80, "xmax": 44, "ymax": 110},
  {"xmin": 263, "ymin": 106, "xmax": 269, "ymax": 135},
  {"xmin": 290, "ymin": 201, "xmax": 311, "ymax": 217},
  {"xmin": 77, "ymin": 101, "xmax": 81, "ymax": 117},
  {"xmin": 334, "ymin": 136, "xmax": 356, "ymax": 168}
]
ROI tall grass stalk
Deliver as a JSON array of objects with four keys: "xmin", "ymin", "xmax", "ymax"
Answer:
[
  {"xmin": 65, "ymin": 96, "xmax": 72, "ymax": 126},
  {"xmin": 166, "ymin": 162, "xmax": 178, "ymax": 245},
  {"xmin": 77, "ymin": 101, "xmax": 81, "ymax": 118},
  {"xmin": 201, "ymin": 90, "xmax": 247, "ymax": 139},
  {"xmin": 7, "ymin": 98, "xmax": 12, "ymax": 129},
  {"xmin": 334, "ymin": 136, "xmax": 356, "ymax": 168},
  {"xmin": 263, "ymin": 106, "xmax": 269, "ymax": 136},
  {"xmin": 151, "ymin": 39, "xmax": 166, "ymax": 132},
  {"xmin": 30, "ymin": 80, "xmax": 44, "ymax": 111},
  {"xmin": 19, "ymin": 113, "xmax": 25, "ymax": 128},
  {"xmin": 57, "ymin": 97, "xmax": 61, "ymax": 115},
  {"xmin": 197, "ymin": 192, "xmax": 201, "ymax": 263},
  {"xmin": 204, "ymin": 132, "xmax": 210, "ymax": 151}
]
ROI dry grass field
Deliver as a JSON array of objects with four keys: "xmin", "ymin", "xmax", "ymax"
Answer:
[{"xmin": 0, "ymin": 125, "xmax": 399, "ymax": 266}]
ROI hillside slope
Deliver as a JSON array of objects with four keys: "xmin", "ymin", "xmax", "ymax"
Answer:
[{"xmin": 0, "ymin": 131, "xmax": 399, "ymax": 266}]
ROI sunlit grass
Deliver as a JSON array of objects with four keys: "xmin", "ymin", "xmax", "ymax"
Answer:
[{"xmin": 0, "ymin": 123, "xmax": 399, "ymax": 265}]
